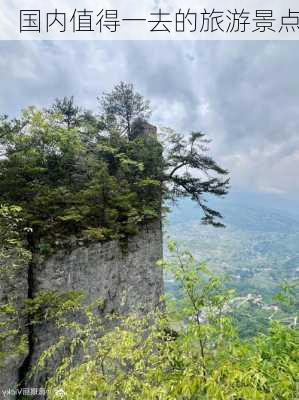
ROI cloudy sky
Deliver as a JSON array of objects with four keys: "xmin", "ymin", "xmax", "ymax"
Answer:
[{"xmin": 0, "ymin": 40, "xmax": 298, "ymax": 198}]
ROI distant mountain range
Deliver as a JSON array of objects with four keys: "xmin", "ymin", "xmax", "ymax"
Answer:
[
  {"xmin": 167, "ymin": 191, "xmax": 299, "ymax": 233},
  {"xmin": 164, "ymin": 191, "xmax": 299, "ymax": 302}
]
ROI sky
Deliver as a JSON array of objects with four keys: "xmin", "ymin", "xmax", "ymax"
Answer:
[{"xmin": 0, "ymin": 40, "xmax": 298, "ymax": 198}]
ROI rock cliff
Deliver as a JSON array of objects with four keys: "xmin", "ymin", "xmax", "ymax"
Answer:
[{"xmin": 0, "ymin": 121, "xmax": 164, "ymax": 399}]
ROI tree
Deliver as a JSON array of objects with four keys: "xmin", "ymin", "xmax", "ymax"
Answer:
[
  {"xmin": 163, "ymin": 130, "xmax": 229, "ymax": 227},
  {"xmin": 99, "ymin": 82, "xmax": 229, "ymax": 226},
  {"xmin": 100, "ymin": 82, "xmax": 151, "ymax": 139},
  {"xmin": 49, "ymin": 96, "xmax": 81, "ymax": 129}
]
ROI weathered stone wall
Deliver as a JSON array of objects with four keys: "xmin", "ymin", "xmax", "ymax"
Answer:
[{"xmin": 25, "ymin": 220, "xmax": 164, "ymax": 391}]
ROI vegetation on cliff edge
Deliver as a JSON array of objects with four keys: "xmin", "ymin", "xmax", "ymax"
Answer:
[{"xmin": 0, "ymin": 82, "xmax": 229, "ymax": 252}]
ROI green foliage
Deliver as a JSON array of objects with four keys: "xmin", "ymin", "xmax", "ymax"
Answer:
[
  {"xmin": 0, "ymin": 205, "xmax": 31, "ymax": 369},
  {"xmin": 0, "ymin": 103, "xmax": 163, "ymax": 249},
  {"xmin": 38, "ymin": 242, "xmax": 53, "ymax": 256},
  {"xmin": 162, "ymin": 129, "xmax": 229, "ymax": 227},
  {"xmin": 82, "ymin": 227, "xmax": 114, "ymax": 241},
  {"xmin": 0, "ymin": 84, "xmax": 230, "ymax": 252},
  {"xmin": 49, "ymin": 96, "xmax": 81, "ymax": 129},
  {"xmin": 100, "ymin": 82, "xmax": 151, "ymax": 138},
  {"xmin": 25, "ymin": 291, "xmax": 85, "ymax": 326},
  {"xmin": 275, "ymin": 280, "xmax": 299, "ymax": 310},
  {"xmin": 232, "ymin": 302, "xmax": 271, "ymax": 338},
  {"xmin": 33, "ymin": 244, "xmax": 298, "ymax": 400}
]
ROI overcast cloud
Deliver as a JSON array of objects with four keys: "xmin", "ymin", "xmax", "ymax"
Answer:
[{"xmin": 0, "ymin": 41, "xmax": 298, "ymax": 198}]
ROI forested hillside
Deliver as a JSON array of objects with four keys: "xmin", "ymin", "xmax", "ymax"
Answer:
[
  {"xmin": 165, "ymin": 194, "xmax": 299, "ymax": 337},
  {"xmin": 166, "ymin": 193, "xmax": 299, "ymax": 295}
]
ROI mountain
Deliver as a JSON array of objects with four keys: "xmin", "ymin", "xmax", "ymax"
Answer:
[{"xmin": 164, "ymin": 191, "xmax": 299, "ymax": 302}]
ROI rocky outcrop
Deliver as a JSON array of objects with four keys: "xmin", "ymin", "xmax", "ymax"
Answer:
[
  {"xmin": 33, "ymin": 221, "xmax": 163, "ymax": 314},
  {"xmin": 0, "ymin": 122, "xmax": 164, "ymax": 399},
  {"xmin": 23, "ymin": 220, "xmax": 163, "ymax": 392},
  {"xmin": 131, "ymin": 119, "xmax": 158, "ymax": 140}
]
